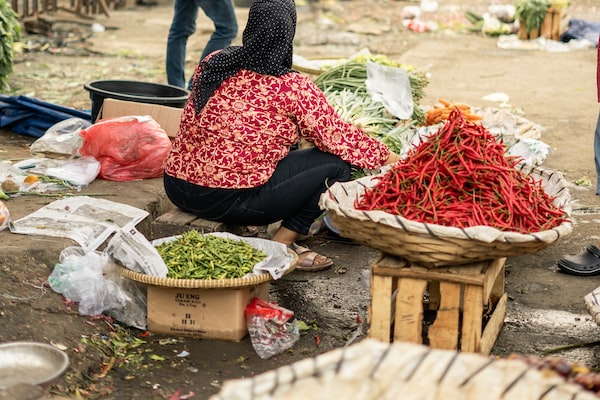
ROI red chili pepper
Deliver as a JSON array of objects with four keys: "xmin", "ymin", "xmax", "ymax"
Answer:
[{"xmin": 355, "ymin": 109, "xmax": 569, "ymax": 233}]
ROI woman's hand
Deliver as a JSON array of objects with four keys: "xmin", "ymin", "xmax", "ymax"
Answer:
[{"xmin": 384, "ymin": 152, "xmax": 401, "ymax": 165}]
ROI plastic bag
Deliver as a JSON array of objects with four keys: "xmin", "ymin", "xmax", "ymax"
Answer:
[
  {"xmin": 0, "ymin": 201, "xmax": 9, "ymax": 231},
  {"xmin": 45, "ymin": 156, "xmax": 101, "ymax": 187},
  {"xmin": 78, "ymin": 115, "xmax": 172, "ymax": 181},
  {"xmin": 48, "ymin": 246, "xmax": 147, "ymax": 330},
  {"xmin": 245, "ymin": 297, "xmax": 299, "ymax": 359},
  {"xmin": 365, "ymin": 60, "xmax": 414, "ymax": 120},
  {"xmin": 29, "ymin": 117, "xmax": 91, "ymax": 157}
]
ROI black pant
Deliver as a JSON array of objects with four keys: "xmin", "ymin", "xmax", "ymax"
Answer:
[{"xmin": 163, "ymin": 148, "xmax": 351, "ymax": 236}]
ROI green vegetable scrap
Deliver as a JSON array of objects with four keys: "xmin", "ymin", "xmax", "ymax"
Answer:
[
  {"xmin": 156, "ymin": 230, "xmax": 267, "ymax": 280},
  {"xmin": 0, "ymin": 0, "xmax": 20, "ymax": 91}
]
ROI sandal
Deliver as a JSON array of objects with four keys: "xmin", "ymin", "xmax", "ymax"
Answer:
[
  {"xmin": 289, "ymin": 243, "xmax": 333, "ymax": 272},
  {"xmin": 557, "ymin": 245, "xmax": 600, "ymax": 276}
]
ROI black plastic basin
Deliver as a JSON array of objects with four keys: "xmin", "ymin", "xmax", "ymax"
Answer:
[{"xmin": 84, "ymin": 80, "xmax": 189, "ymax": 122}]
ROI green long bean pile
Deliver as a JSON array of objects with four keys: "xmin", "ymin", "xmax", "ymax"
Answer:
[
  {"xmin": 156, "ymin": 230, "xmax": 267, "ymax": 280},
  {"xmin": 313, "ymin": 58, "xmax": 428, "ymax": 125}
]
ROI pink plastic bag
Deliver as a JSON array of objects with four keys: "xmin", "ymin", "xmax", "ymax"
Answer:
[{"xmin": 79, "ymin": 115, "xmax": 172, "ymax": 181}]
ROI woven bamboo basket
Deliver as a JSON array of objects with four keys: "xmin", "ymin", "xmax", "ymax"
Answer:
[
  {"xmin": 320, "ymin": 163, "xmax": 572, "ymax": 267},
  {"xmin": 585, "ymin": 286, "xmax": 600, "ymax": 327},
  {"xmin": 115, "ymin": 249, "xmax": 297, "ymax": 289},
  {"xmin": 210, "ymin": 339, "xmax": 598, "ymax": 400}
]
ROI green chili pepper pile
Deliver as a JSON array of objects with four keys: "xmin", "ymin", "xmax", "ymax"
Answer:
[{"xmin": 156, "ymin": 230, "xmax": 267, "ymax": 280}]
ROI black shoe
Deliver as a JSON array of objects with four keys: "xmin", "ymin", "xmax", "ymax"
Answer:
[
  {"xmin": 557, "ymin": 245, "xmax": 600, "ymax": 276},
  {"xmin": 136, "ymin": 0, "xmax": 158, "ymax": 6}
]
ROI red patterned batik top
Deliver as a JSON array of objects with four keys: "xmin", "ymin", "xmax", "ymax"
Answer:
[{"xmin": 164, "ymin": 69, "xmax": 391, "ymax": 189}]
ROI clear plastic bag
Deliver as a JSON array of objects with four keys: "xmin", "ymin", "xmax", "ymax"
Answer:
[
  {"xmin": 30, "ymin": 117, "xmax": 91, "ymax": 157},
  {"xmin": 245, "ymin": 297, "xmax": 299, "ymax": 359},
  {"xmin": 48, "ymin": 246, "xmax": 147, "ymax": 330}
]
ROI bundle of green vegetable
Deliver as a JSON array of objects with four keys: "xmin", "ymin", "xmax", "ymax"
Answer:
[
  {"xmin": 313, "ymin": 55, "xmax": 429, "ymax": 126},
  {"xmin": 515, "ymin": 0, "xmax": 551, "ymax": 33},
  {"xmin": 156, "ymin": 230, "xmax": 267, "ymax": 280},
  {"xmin": 0, "ymin": 0, "xmax": 20, "ymax": 92}
]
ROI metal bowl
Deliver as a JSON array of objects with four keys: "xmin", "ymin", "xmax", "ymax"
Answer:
[{"xmin": 0, "ymin": 342, "xmax": 70, "ymax": 389}]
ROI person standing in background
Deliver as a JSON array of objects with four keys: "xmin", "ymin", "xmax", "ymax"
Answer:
[
  {"xmin": 558, "ymin": 34, "xmax": 600, "ymax": 277},
  {"xmin": 166, "ymin": 0, "xmax": 239, "ymax": 89},
  {"xmin": 594, "ymin": 33, "xmax": 600, "ymax": 195}
]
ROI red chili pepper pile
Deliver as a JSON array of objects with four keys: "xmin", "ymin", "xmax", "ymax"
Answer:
[{"xmin": 355, "ymin": 109, "xmax": 569, "ymax": 233}]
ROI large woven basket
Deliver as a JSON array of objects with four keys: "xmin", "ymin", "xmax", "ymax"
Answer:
[
  {"xmin": 210, "ymin": 339, "xmax": 598, "ymax": 400},
  {"xmin": 585, "ymin": 286, "xmax": 600, "ymax": 327},
  {"xmin": 320, "ymin": 163, "xmax": 572, "ymax": 267},
  {"xmin": 116, "ymin": 249, "xmax": 297, "ymax": 289}
]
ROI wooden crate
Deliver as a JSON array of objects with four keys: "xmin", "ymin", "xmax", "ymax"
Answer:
[
  {"xmin": 518, "ymin": 5, "xmax": 569, "ymax": 41},
  {"xmin": 368, "ymin": 255, "xmax": 507, "ymax": 355}
]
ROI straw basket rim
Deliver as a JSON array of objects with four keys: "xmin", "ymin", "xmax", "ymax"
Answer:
[
  {"xmin": 320, "ymin": 163, "xmax": 573, "ymax": 267},
  {"xmin": 116, "ymin": 249, "xmax": 297, "ymax": 288},
  {"xmin": 585, "ymin": 286, "xmax": 600, "ymax": 326}
]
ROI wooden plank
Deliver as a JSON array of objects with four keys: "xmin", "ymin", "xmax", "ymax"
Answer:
[
  {"xmin": 489, "ymin": 260, "xmax": 506, "ymax": 306},
  {"xmin": 153, "ymin": 208, "xmax": 198, "ymax": 225},
  {"xmin": 393, "ymin": 277, "xmax": 427, "ymax": 344},
  {"xmin": 540, "ymin": 8, "xmax": 553, "ymax": 38},
  {"xmin": 368, "ymin": 274, "xmax": 394, "ymax": 342},
  {"xmin": 373, "ymin": 263, "xmax": 487, "ymax": 287},
  {"xmin": 460, "ymin": 284, "xmax": 484, "ymax": 353},
  {"xmin": 481, "ymin": 258, "xmax": 505, "ymax": 303},
  {"xmin": 427, "ymin": 281, "xmax": 461, "ymax": 350},
  {"xmin": 480, "ymin": 293, "xmax": 508, "ymax": 356}
]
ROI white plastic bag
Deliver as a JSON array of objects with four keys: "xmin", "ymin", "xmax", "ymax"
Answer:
[
  {"xmin": 45, "ymin": 156, "xmax": 101, "ymax": 187},
  {"xmin": 365, "ymin": 60, "xmax": 414, "ymax": 120}
]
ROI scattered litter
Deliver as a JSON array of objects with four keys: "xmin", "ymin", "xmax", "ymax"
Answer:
[
  {"xmin": 482, "ymin": 92, "xmax": 510, "ymax": 105},
  {"xmin": 497, "ymin": 35, "xmax": 596, "ymax": 52}
]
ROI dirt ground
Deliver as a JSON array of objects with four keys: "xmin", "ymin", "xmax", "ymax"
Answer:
[{"xmin": 2, "ymin": 0, "xmax": 600, "ymax": 399}]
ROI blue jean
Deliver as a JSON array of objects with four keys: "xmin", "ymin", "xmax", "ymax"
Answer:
[
  {"xmin": 163, "ymin": 148, "xmax": 352, "ymax": 235},
  {"xmin": 166, "ymin": 0, "xmax": 238, "ymax": 89},
  {"xmin": 595, "ymin": 110, "xmax": 600, "ymax": 194}
]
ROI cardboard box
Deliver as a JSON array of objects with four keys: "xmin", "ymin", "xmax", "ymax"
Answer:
[
  {"xmin": 98, "ymin": 98, "xmax": 184, "ymax": 138},
  {"xmin": 147, "ymin": 282, "xmax": 270, "ymax": 341}
]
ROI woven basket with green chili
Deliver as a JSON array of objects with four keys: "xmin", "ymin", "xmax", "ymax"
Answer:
[{"xmin": 155, "ymin": 230, "xmax": 267, "ymax": 280}]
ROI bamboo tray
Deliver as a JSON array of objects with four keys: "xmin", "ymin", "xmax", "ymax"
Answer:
[
  {"xmin": 116, "ymin": 249, "xmax": 297, "ymax": 289},
  {"xmin": 320, "ymin": 163, "xmax": 572, "ymax": 267}
]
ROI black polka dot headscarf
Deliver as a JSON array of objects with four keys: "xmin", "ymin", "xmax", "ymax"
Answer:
[{"xmin": 191, "ymin": 0, "xmax": 297, "ymax": 114}]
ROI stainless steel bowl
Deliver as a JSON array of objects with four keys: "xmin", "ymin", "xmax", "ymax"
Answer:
[{"xmin": 0, "ymin": 342, "xmax": 70, "ymax": 389}]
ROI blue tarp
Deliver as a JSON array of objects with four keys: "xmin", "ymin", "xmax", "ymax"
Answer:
[
  {"xmin": 561, "ymin": 18, "xmax": 600, "ymax": 46},
  {"xmin": 0, "ymin": 95, "xmax": 91, "ymax": 138}
]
